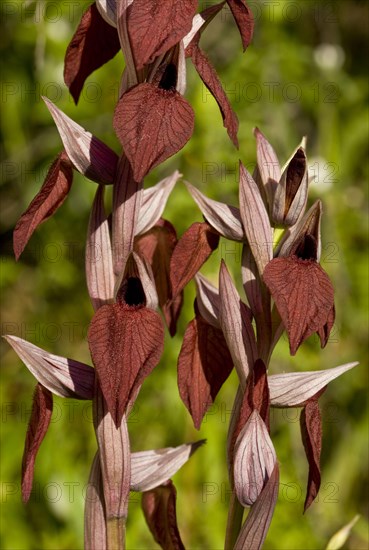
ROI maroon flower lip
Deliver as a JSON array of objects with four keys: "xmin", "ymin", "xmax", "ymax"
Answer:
[
  {"xmin": 263, "ymin": 254, "xmax": 335, "ymax": 356},
  {"xmin": 64, "ymin": 3, "xmax": 121, "ymax": 104},
  {"xmin": 113, "ymin": 82, "xmax": 195, "ymax": 182}
]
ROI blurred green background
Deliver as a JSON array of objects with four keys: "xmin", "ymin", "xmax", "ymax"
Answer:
[{"xmin": 0, "ymin": 1, "xmax": 368, "ymax": 549}]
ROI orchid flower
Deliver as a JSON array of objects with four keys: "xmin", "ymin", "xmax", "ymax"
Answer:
[
  {"xmin": 178, "ymin": 130, "xmax": 335, "ymax": 358},
  {"xmin": 4, "ymin": 247, "xmax": 204, "ymax": 545},
  {"xmin": 62, "ymin": 0, "xmax": 254, "ymax": 177},
  {"xmin": 169, "ymin": 128, "xmax": 357, "ymax": 549},
  {"xmin": 185, "ymin": 266, "xmax": 357, "ymax": 548},
  {"xmin": 5, "ymin": 2, "xmax": 357, "ymax": 548}
]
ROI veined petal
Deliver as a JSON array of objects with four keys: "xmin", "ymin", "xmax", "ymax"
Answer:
[
  {"xmin": 84, "ymin": 453, "xmax": 106, "ymax": 550},
  {"xmin": 127, "ymin": 0, "xmax": 197, "ymax": 70},
  {"xmin": 21, "ymin": 384, "xmax": 53, "ymax": 502},
  {"xmin": 241, "ymin": 245, "xmax": 272, "ymax": 360},
  {"xmin": 13, "ymin": 151, "xmax": 73, "ymax": 260},
  {"xmin": 116, "ymin": 0, "xmax": 138, "ymax": 90},
  {"xmin": 136, "ymin": 171, "xmax": 181, "ymax": 236},
  {"xmin": 234, "ymin": 410, "xmax": 276, "ymax": 507},
  {"xmin": 195, "ymin": 273, "xmax": 220, "ymax": 328},
  {"xmin": 235, "ymin": 463, "xmax": 279, "ymax": 550},
  {"xmin": 114, "ymin": 83, "xmax": 194, "ymax": 181},
  {"xmin": 263, "ymin": 256, "xmax": 335, "ymax": 355},
  {"xmin": 228, "ymin": 361, "xmax": 270, "ymax": 475},
  {"xmin": 4, "ymin": 335, "xmax": 94, "ymax": 399},
  {"xmin": 88, "ymin": 302, "xmax": 164, "ymax": 425},
  {"xmin": 254, "ymin": 127, "xmax": 280, "ymax": 210},
  {"xmin": 187, "ymin": 44, "xmax": 239, "ymax": 147},
  {"xmin": 64, "ymin": 3, "xmax": 120, "ymax": 104},
  {"xmin": 135, "ymin": 220, "xmax": 181, "ymax": 335},
  {"xmin": 170, "ymin": 222, "xmax": 219, "ymax": 299},
  {"xmin": 112, "ymin": 155, "xmax": 142, "ymax": 278},
  {"xmin": 131, "ymin": 441, "xmax": 205, "ymax": 492},
  {"xmin": 178, "ymin": 314, "xmax": 233, "ymax": 429},
  {"xmin": 142, "ymin": 480, "xmax": 185, "ymax": 550},
  {"xmin": 269, "ymin": 362, "xmax": 358, "ymax": 408},
  {"xmin": 185, "ymin": 181, "xmax": 244, "ymax": 241},
  {"xmin": 219, "ymin": 261, "xmax": 256, "ymax": 388},
  {"xmin": 239, "ymin": 162, "xmax": 273, "ymax": 276},
  {"xmin": 227, "ymin": 0, "xmax": 254, "ymax": 51},
  {"xmin": 93, "ymin": 387, "xmax": 131, "ymax": 521},
  {"xmin": 43, "ymin": 97, "xmax": 118, "ymax": 185},
  {"xmin": 86, "ymin": 185, "xmax": 115, "ymax": 311},
  {"xmin": 227, "ymin": 385, "xmax": 243, "ymax": 474}
]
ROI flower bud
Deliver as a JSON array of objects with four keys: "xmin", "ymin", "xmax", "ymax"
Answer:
[{"xmin": 272, "ymin": 147, "xmax": 308, "ymax": 227}]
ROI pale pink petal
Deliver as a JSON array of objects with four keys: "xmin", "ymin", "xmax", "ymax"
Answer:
[
  {"xmin": 219, "ymin": 261, "xmax": 257, "ymax": 388},
  {"xmin": 239, "ymin": 162, "xmax": 272, "ymax": 276},
  {"xmin": 116, "ymin": 0, "xmax": 138, "ymax": 90},
  {"xmin": 195, "ymin": 273, "xmax": 220, "ymax": 328},
  {"xmin": 93, "ymin": 387, "xmax": 131, "ymax": 520},
  {"xmin": 126, "ymin": 0, "xmax": 197, "ymax": 70},
  {"xmin": 241, "ymin": 245, "xmax": 271, "ymax": 359},
  {"xmin": 131, "ymin": 252, "xmax": 159, "ymax": 311},
  {"xmin": 185, "ymin": 181, "xmax": 244, "ymax": 241},
  {"xmin": 84, "ymin": 452, "xmax": 106, "ymax": 550},
  {"xmin": 131, "ymin": 441, "xmax": 205, "ymax": 492},
  {"xmin": 235, "ymin": 464, "xmax": 279, "ymax": 550},
  {"xmin": 112, "ymin": 155, "xmax": 142, "ymax": 277},
  {"xmin": 4, "ymin": 335, "xmax": 94, "ymax": 399},
  {"xmin": 233, "ymin": 410, "xmax": 277, "ymax": 506},
  {"xmin": 234, "ymin": 410, "xmax": 276, "ymax": 507},
  {"xmin": 86, "ymin": 185, "xmax": 115, "ymax": 310},
  {"xmin": 269, "ymin": 362, "xmax": 358, "ymax": 408},
  {"xmin": 136, "ymin": 171, "xmax": 181, "ymax": 236},
  {"xmin": 176, "ymin": 41, "xmax": 187, "ymax": 95},
  {"xmin": 42, "ymin": 97, "xmax": 118, "ymax": 184},
  {"xmin": 254, "ymin": 127, "xmax": 280, "ymax": 209}
]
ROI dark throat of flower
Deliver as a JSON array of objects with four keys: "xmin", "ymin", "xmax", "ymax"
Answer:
[
  {"xmin": 118, "ymin": 277, "xmax": 146, "ymax": 307},
  {"xmin": 293, "ymin": 234, "xmax": 318, "ymax": 261}
]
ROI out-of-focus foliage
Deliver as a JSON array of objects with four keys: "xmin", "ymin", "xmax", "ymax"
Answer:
[{"xmin": 0, "ymin": 1, "xmax": 368, "ymax": 549}]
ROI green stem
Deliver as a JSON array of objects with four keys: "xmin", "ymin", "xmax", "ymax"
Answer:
[
  {"xmin": 224, "ymin": 491, "xmax": 244, "ymax": 550},
  {"xmin": 106, "ymin": 517, "xmax": 126, "ymax": 550}
]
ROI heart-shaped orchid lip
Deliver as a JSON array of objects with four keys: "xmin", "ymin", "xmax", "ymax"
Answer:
[{"xmin": 113, "ymin": 83, "xmax": 194, "ymax": 182}]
